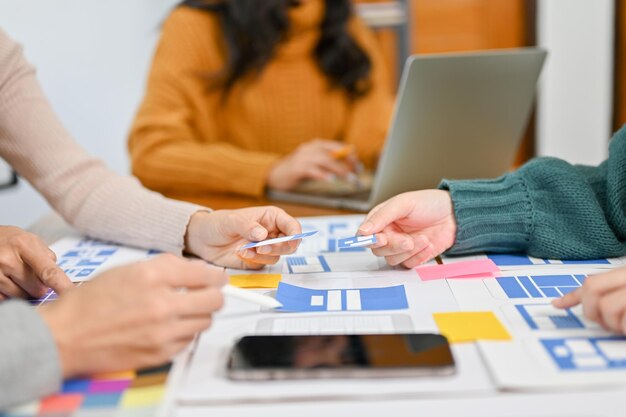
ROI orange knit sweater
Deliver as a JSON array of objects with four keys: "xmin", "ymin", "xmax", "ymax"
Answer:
[{"xmin": 129, "ymin": 2, "xmax": 395, "ymax": 198}]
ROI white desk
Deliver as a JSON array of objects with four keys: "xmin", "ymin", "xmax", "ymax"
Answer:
[{"xmin": 29, "ymin": 213, "xmax": 625, "ymax": 417}]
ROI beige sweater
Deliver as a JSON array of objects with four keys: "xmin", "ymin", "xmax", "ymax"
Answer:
[{"xmin": 0, "ymin": 29, "xmax": 206, "ymax": 254}]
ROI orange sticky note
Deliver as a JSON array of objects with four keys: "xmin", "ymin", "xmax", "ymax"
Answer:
[
  {"xmin": 416, "ymin": 259, "xmax": 499, "ymax": 281},
  {"xmin": 433, "ymin": 311, "xmax": 512, "ymax": 343},
  {"xmin": 230, "ymin": 274, "xmax": 281, "ymax": 289}
]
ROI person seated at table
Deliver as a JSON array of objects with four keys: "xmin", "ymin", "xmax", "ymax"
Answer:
[
  {"xmin": 0, "ymin": 28, "xmax": 300, "ymax": 409},
  {"xmin": 358, "ymin": 125, "xmax": 626, "ymax": 334},
  {"xmin": 128, "ymin": 0, "xmax": 394, "ymax": 198}
]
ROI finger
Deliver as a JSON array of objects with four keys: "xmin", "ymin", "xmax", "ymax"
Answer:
[
  {"xmin": 552, "ymin": 287, "xmax": 582, "ymax": 309},
  {"xmin": 173, "ymin": 287, "xmax": 224, "ymax": 317},
  {"xmin": 577, "ymin": 270, "xmax": 626, "ymax": 326},
  {"xmin": 306, "ymin": 166, "xmax": 334, "ymax": 182},
  {"xmin": 358, "ymin": 198, "xmax": 412, "ymax": 235},
  {"xmin": 237, "ymin": 251, "xmax": 281, "ymax": 265},
  {"xmin": 173, "ymin": 316, "xmax": 214, "ymax": 338},
  {"xmin": 10, "ymin": 265, "xmax": 49, "ymax": 299},
  {"xmin": 270, "ymin": 207, "xmax": 302, "ymax": 237},
  {"xmin": 0, "ymin": 275, "xmax": 30, "ymax": 299},
  {"xmin": 582, "ymin": 269, "xmax": 626, "ymax": 295},
  {"xmin": 384, "ymin": 239, "xmax": 433, "ymax": 268},
  {"xmin": 371, "ymin": 231, "xmax": 421, "ymax": 257},
  {"xmin": 256, "ymin": 240, "xmax": 299, "ymax": 256},
  {"xmin": 401, "ymin": 244, "xmax": 437, "ymax": 269},
  {"xmin": 20, "ymin": 248, "xmax": 72, "ymax": 294},
  {"xmin": 598, "ymin": 287, "xmax": 626, "ymax": 333},
  {"xmin": 314, "ymin": 158, "xmax": 353, "ymax": 177},
  {"xmin": 150, "ymin": 255, "xmax": 228, "ymax": 288},
  {"xmin": 368, "ymin": 233, "xmax": 388, "ymax": 249}
]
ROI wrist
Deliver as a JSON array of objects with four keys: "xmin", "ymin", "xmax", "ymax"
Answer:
[
  {"xmin": 184, "ymin": 210, "xmax": 214, "ymax": 257},
  {"xmin": 39, "ymin": 304, "xmax": 81, "ymax": 378}
]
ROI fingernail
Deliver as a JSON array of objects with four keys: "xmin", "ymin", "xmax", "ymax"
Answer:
[
  {"xmin": 257, "ymin": 246, "xmax": 270, "ymax": 255},
  {"xmin": 401, "ymin": 240, "xmax": 413, "ymax": 251},
  {"xmin": 360, "ymin": 222, "xmax": 373, "ymax": 233},
  {"xmin": 251, "ymin": 226, "xmax": 266, "ymax": 241}
]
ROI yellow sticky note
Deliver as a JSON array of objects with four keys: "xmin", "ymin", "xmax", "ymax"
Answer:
[
  {"xmin": 230, "ymin": 274, "xmax": 281, "ymax": 289},
  {"xmin": 433, "ymin": 311, "xmax": 512, "ymax": 344},
  {"xmin": 121, "ymin": 385, "xmax": 166, "ymax": 408}
]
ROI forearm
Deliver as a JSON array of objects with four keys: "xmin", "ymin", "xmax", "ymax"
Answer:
[
  {"xmin": 440, "ymin": 131, "xmax": 626, "ymax": 259},
  {"xmin": 131, "ymin": 140, "xmax": 281, "ymax": 198},
  {"xmin": 0, "ymin": 301, "xmax": 61, "ymax": 410},
  {"xmin": 0, "ymin": 31, "xmax": 208, "ymax": 254}
]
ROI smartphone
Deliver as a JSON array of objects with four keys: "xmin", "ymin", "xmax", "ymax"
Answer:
[{"xmin": 227, "ymin": 333, "xmax": 455, "ymax": 380}]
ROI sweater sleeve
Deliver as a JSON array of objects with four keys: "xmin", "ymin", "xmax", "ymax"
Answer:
[
  {"xmin": 439, "ymin": 125, "xmax": 626, "ymax": 259},
  {"xmin": 342, "ymin": 17, "xmax": 395, "ymax": 168},
  {"xmin": 0, "ymin": 29, "xmax": 207, "ymax": 254},
  {"xmin": 128, "ymin": 8, "xmax": 281, "ymax": 198},
  {"xmin": 0, "ymin": 301, "xmax": 61, "ymax": 410}
]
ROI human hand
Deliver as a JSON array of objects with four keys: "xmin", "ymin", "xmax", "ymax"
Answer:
[
  {"xmin": 39, "ymin": 254, "xmax": 226, "ymax": 378},
  {"xmin": 185, "ymin": 207, "xmax": 302, "ymax": 269},
  {"xmin": 358, "ymin": 190, "xmax": 457, "ymax": 268},
  {"xmin": 553, "ymin": 267, "xmax": 626, "ymax": 334},
  {"xmin": 267, "ymin": 139, "xmax": 357, "ymax": 191},
  {"xmin": 0, "ymin": 226, "xmax": 72, "ymax": 300}
]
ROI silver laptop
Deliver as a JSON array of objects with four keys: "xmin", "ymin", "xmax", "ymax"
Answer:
[{"xmin": 267, "ymin": 48, "xmax": 547, "ymax": 212}]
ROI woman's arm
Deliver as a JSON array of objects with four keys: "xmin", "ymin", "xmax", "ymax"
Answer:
[
  {"xmin": 441, "ymin": 126, "xmax": 626, "ymax": 259},
  {"xmin": 0, "ymin": 29, "xmax": 205, "ymax": 254}
]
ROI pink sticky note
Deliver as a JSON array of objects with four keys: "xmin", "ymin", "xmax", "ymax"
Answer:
[{"xmin": 415, "ymin": 259, "xmax": 499, "ymax": 281}]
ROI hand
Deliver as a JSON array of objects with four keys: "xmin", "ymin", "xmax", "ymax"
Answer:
[
  {"xmin": 358, "ymin": 190, "xmax": 457, "ymax": 268},
  {"xmin": 553, "ymin": 266, "xmax": 626, "ymax": 334},
  {"xmin": 184, "ymin": 207, "xmax": 302, "ymax": 269},
  {"xmin": 0, "ymin": 226, "xmax": 72, "ymax": 300},
  {"xmin": 267, "ymin": 139, "xmax": 356, "ymax": 191},
  {"xmin": 39, "ymin": 254, "xmax": 226, "ymax": 378}
]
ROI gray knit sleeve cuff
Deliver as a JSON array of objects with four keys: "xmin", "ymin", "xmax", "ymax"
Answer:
[
  {"xmin": 0, "ymin": 301, "xmax": 62, "ymax": 410},
  {"xmin": 438, "ymin": 173, "xmax": 535, "ymax": 255}
]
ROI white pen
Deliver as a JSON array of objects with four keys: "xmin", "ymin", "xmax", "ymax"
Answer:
[{"xmin": 221, "ymin": 284, "xmax": 283, "ymax": 309}]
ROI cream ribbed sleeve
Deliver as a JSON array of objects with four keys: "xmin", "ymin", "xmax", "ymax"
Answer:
[{"xmin": 0, "ymin": 29, "xmax": 208, "ymax": 254}]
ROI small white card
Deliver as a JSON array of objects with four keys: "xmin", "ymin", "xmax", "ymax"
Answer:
[{"xmin": 241, "ymin": 231, "xmax": 319, "ymax": 249}]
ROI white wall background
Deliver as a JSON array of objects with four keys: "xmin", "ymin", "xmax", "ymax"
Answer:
[
  {"xmin": 0, "ymin": 0, "xmax": 179, "ymax": 228},
  {"xmin": 536, "ymin": 0, "xmax": 614, "ymax": 165}
]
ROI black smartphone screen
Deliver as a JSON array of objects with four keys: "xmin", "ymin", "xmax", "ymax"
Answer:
[{"xmin": 228, "ymin": 333, "xmax": 454, "ymax": 374}]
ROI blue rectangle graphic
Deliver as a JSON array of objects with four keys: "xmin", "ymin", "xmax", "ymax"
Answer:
[
  {"xmin": 497, "ymin": 277, "xmax": 528, "ymax": 298},
  {"xmin": 275, "ymin": 283, "xmax": 408, "ymax": 312}
]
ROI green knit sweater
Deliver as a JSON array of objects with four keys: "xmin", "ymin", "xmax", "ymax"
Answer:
[{"xmin": 439, "ymin": 125, "xmax": 626, "ymax": 259}]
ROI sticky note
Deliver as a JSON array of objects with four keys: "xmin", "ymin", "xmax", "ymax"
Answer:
[
  {"xmin": 38, "ymin": 394, "xmax": 84, "ymax": 414},
  {"xmin": 275, "ymin": 282, "xmax": 408, "ymax": 312},
  {"xmin": 88, "ymin": 379, "xmax": 132, "ymax": 394},
  {"xmin": 337, "ymin": 234, "xmax": 377, "ymax": 249},
  {"xmin": 92, "ymin": 371, "xmax": 136, "ymax": 380},
  {"xmin": 433, "ymin": 311, "xmax": 512, "ymax": 343},
  {"xmin": 230, "ymin": 274, "xmax": 282, "ymax": 289},
  {"xmin": 416, "ymin": 259, "xmax": 499, "ymax": 281},
  {"xmin": 120, "ymin": 386, "xmax": 165, "ymax": 408},
  {"xmin": 241, "ymin": 231, "xmax": 319, "ymax": 249}
]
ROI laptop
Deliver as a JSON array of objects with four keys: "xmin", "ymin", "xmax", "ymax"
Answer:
[{"xmin": 267, "ymin": 48, "xmax": 547, "ymax": 212}]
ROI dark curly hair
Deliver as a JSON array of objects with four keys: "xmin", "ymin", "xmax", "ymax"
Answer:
[{"xmin": 180, "ymin": 0, "xmax": 372, "ymax": 97}]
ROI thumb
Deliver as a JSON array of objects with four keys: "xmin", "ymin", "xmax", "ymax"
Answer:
[
  {"xmin": 359, "ymin": 201, "xmax": 410, "ymax": 235},
  {"xmin": 552, "ymin": 287, "xmax": 582, "ymax": 309}
]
